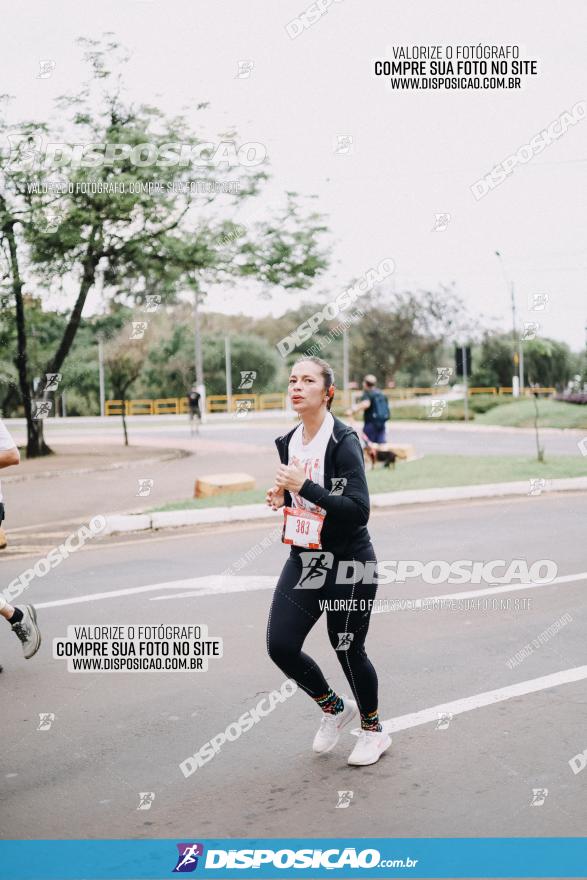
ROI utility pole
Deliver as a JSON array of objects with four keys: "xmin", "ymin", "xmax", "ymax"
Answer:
[
  {"xmin": 225, "ymin": 335, "xmax": 232, "ymax": 414},
  {"xmin": 511, "ymin": 281, "xmax": 524, "ymax": 394},
  {"xmin": 496, "ymin": 251, "xmax": 523, "ymax": 396},
  {"xmin": 193, "ymin": 287, "xmax": 206, "ymax": 422},
  {"xmin": 342, "ymin": 327, "xmax": 349, "ymax": 409},
  {"xmin": 98, "ymin": 335, "xmax": 105, "ymax": 417},
  {"xmin": 462, "ymin": 344, "xmax": 469, "ymax": 422},
  {"xmin": 510, "ymin": 280, "xmax": 520, "ymax": 397}
]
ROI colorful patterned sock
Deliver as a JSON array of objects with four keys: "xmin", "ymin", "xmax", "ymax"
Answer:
[
  {"xmin": 361, "ymin": 709, "xmax": 383, "ymax": 732},
  {"xmin": 313, "ymin": 688, "xmax": 344, "ymax": 715}
]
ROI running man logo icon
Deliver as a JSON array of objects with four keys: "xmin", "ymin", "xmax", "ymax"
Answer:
[
  {"xmin": 432, "ymin": 212, "xmax": 451, "ymax": 231},
  {"xmin": 43, "ymin": 206, "xmax": 67, "ymax": 232},
  {"xmin": 295, "ymin": 551, "xmax": 334, "ymax": 589},
  {"xmin": 334, "ymin": 135, "xmax": 353, "ymax": 155},
  {"xmin": 137, "ymin": 792, "xmax": 155, "ymax": 810},
  {"xmin": 142, "ymin": 294, "xmax": 162, "ymax": 313},
  {"xmin": 428, "ymin": 399, "xmax": 447, "ymax": 418},
  {"xmin": 521, "ymin": 321, "xmax": 540, "ymax": 341},
  {"xmin": 173, "ymin": 843, "xmax": 204, "ymax": 872},
  {"xmin": 130, "ymin": 321, "xmax": 149, "ymax": 340},
  {"xmin": 530, "ymin": 788, "xmax": 548, "ymax": 806},
  {"xmin": 238, "ymin": 370, "xmax": 257, "ymax": 389},
  {"xmin": 329, "ymin": 477, "xmax": 347, "ymax": 496},
  {"xmin": 37, "ymin": 713, "xmax": 55, "ymax": 731},
  {"xmin": 45, "ymin": 373, "xmax": 62, "ymax": 392},
  {"xmin": 336, "ymin": 790, "xmax": 354, "ymax": 808},
  {"xmin": 436, "ymin": 712, "xmax": 452, "ymax": 730},
  {"xmin": 235, "ymin": 399, "xmax": 253, "ymax": 418},
  {"xmin": 7, "ymin": 131, "xmax": 44, "ymax": 169},
  {"xmin": 434, "ymin": 367, "xmax": 453, "ymax": 386},
  {"xmin": 37, "ymin": 59, "xmax": 56, "ymax": 79},
  {"xmin": 336, "ymin": 632, "xmax": 354, "ymax": 651},
  {"xmin": 31, "ymin": 400, "xmax": 53, "ymax": 419},
  {"xmin": 236, "ymin": 60, "xmax": 254, "ymax": 78},
  {"xmin": 528, "ymin": 293, "xmax": 550, "ymax": 311}
]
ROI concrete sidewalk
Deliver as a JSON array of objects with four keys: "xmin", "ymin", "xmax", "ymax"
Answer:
[{"xmin": 1, "ymin": 444, "xmax": 186, "ymax": 483}]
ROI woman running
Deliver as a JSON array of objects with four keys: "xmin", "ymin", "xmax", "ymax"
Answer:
[{"xmin": 266, "ymin": 356, "xmax": 390, "ymax": 766}]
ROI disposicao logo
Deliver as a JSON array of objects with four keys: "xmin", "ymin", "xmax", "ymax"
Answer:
[{"xmin": 173, "ymin": 842, "xmax": 204, "ymax": 872}]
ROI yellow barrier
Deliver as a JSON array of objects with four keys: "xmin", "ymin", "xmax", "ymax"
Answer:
[
  {"xmin": 230, "ymin": 394, "xmax": 259, "ymax": 413},
  {"xmin": 154, "ymin": 398, "xmax": 179, "ymax": 415},
  {"xmin": 387, "ymin": 387, "xmax": 447, "ymax": 399},
  {"xmin": 105, "ymin": 386, "xmax": 557, "ymax": 415},
  {"xmin": 499, "ymin": 387, "xmax": 555, "ymax": 396},
  {"xmin": 259, "ymin": 393, "xmax": 286, "ymax": 410},
  {"xmin": 525, "ymin": 387, "xmax": 555, "ymax": 396},
  {"xmin": 206, "ymin": 395, "xmax": 229, "ymax": 412},
  {"xmin": 127, "ymin": 400, "xmax": 154, "ymax": 416},
  {"xmin": 105, "ymin": 400, "xmax": 127, "ymax": 416}
]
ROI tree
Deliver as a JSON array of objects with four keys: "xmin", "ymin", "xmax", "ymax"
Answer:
[
  {"xmin": 523, "ymin": 338, "xmax": 574, "ymax": 389},
  {"xmin": 103, "ymin": 326, "xmax": 148, "ymax": 445},
  {"xmin": 470, "ymin": 333, "xmax": 575, "ymax": 389},
  {"xmin": 348, "ymin": 286, "xmax": 471, "ymax": 386},
  {"xmin": 0, "ymin": 36, "xmax": 330, "ymax": 456}
]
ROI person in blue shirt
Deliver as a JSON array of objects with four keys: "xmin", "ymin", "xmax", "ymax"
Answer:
[{"xmin": 346, "ymin": 374, "xmax": 390, "ymax": 444}]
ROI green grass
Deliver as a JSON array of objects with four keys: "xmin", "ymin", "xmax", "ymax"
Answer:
[
  {"xmin": 372, "ymin": 396, "xmax": 587, "ymax": 429},
  {"xmin": 151, "ymin": 489, "xmax": 266, "ymax": 512},
  {"xmin": 477, "ymin": 398, "xmax": 587, "ymax": 429},
  {"xmin": 386, "ymin": 397, "xmax": 508, "ymax": 420},
  {"xmin": 365, "ymin": 454, "xmax": 586, "ymax": 492},
  {"xmin": 148, "ymin": 454, "xmax": 586, "ymax": 511},
  {"xmin": 383, "ymin": 401, "xmax": 468, "ymax": 420}
]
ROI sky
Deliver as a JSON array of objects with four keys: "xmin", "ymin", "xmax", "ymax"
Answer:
[{"xmin": 1, "ymin": 0, "xmax": 586, "ymax": 350}]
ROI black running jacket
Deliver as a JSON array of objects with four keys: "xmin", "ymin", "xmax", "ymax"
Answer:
[{"xmin": 274, "ymin": 416, "xmax": 373, "ymax": 556}]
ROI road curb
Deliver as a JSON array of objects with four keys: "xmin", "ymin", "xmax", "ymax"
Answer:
[{"xmin": 102, "ymin": 476, "xmax": 587, "ymax": 535}]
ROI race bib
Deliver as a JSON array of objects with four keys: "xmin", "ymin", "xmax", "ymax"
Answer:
[{"xmin": 282, "ymin": 506, "xmax": 325, "ymax": 549}]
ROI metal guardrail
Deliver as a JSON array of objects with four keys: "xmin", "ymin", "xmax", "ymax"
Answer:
[{"xmin": 104, "ymin": 387, "xmax": 557, "ymax": 415}]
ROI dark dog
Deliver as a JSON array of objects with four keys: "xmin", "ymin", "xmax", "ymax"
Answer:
[{"xmin": 364, "ymin": 444, "xmax": 397, "ymax": 469}]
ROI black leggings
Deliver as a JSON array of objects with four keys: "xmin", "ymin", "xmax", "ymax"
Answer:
[{"xmin": 266, "ymin": 546, "xmax": 379, "ymax": 716}]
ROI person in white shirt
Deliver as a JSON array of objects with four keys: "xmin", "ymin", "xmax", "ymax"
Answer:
[
  {"xmin": 0, "ymin": 418, "xmax": 41, "ymax": 667},
  {"xmin": 265, "ymin": 357, "xmax": 390, "ymax": 767}
]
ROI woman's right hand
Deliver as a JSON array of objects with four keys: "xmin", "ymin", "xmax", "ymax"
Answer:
[{"xmin": 266, "ymin": 485, "xmax": 285, "ymax": 510}]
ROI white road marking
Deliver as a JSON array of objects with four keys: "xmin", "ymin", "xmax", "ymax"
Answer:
[
  {"xmin": 382, "ymin": 665, "xmax": 587, "ymax": 733},
  {"xmin": 33, "ymin": 570, "xmax": 587, "ymax": 609},
  {"xmin": 372, "ymin": 571, "xmax": 587, "ymax": 614},
  {"xmin": 34, "ymin": 577, "xmax": 276, "ymax": 608}
]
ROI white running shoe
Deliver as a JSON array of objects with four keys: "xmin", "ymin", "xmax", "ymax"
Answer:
[
  {"xmin": 312, "ymin": 698, "xmax": 358, "ymax": 754},
  {"xmin": 11, "ymin": 605, "xmax": 41, "ymax": 659},
  {"xmin": 347, "ymin": 729, "xmax": 392, "ymax": 766}
]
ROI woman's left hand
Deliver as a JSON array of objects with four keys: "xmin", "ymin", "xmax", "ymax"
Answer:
[{"xmin": 275, "ymin": 461, "xmax": 307, "ymax": 493}]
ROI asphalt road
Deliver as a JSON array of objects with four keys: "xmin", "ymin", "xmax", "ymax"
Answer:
[
  {"xmin": 2, "ymin": 415, "xmax": 586, "ymax": 534},
  {"xmin": 9, "ymin": 412, "xmax": 586, "ymax": 456},
  {"xmin": 1, "ymin": 493, "xmax": 586, "ymax": 841}
]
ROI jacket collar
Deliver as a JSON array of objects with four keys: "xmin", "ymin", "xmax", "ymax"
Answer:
[{"xmin": 274, "ymin": 415, "xmax": 355, "ymax": 461}]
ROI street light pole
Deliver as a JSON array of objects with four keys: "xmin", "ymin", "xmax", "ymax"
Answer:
[
  {"xmin": 495, "ymin": 251, "xmax": 523, "ymax": 396},
  {"xmin": 510, "ymin": 281, "xmax": 524, "ymax": 393}
]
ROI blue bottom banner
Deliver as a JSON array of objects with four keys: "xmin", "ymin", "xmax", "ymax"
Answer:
[{"xmin": 0, "ymin": 838, "xmax": 586, "ymax": 879}]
